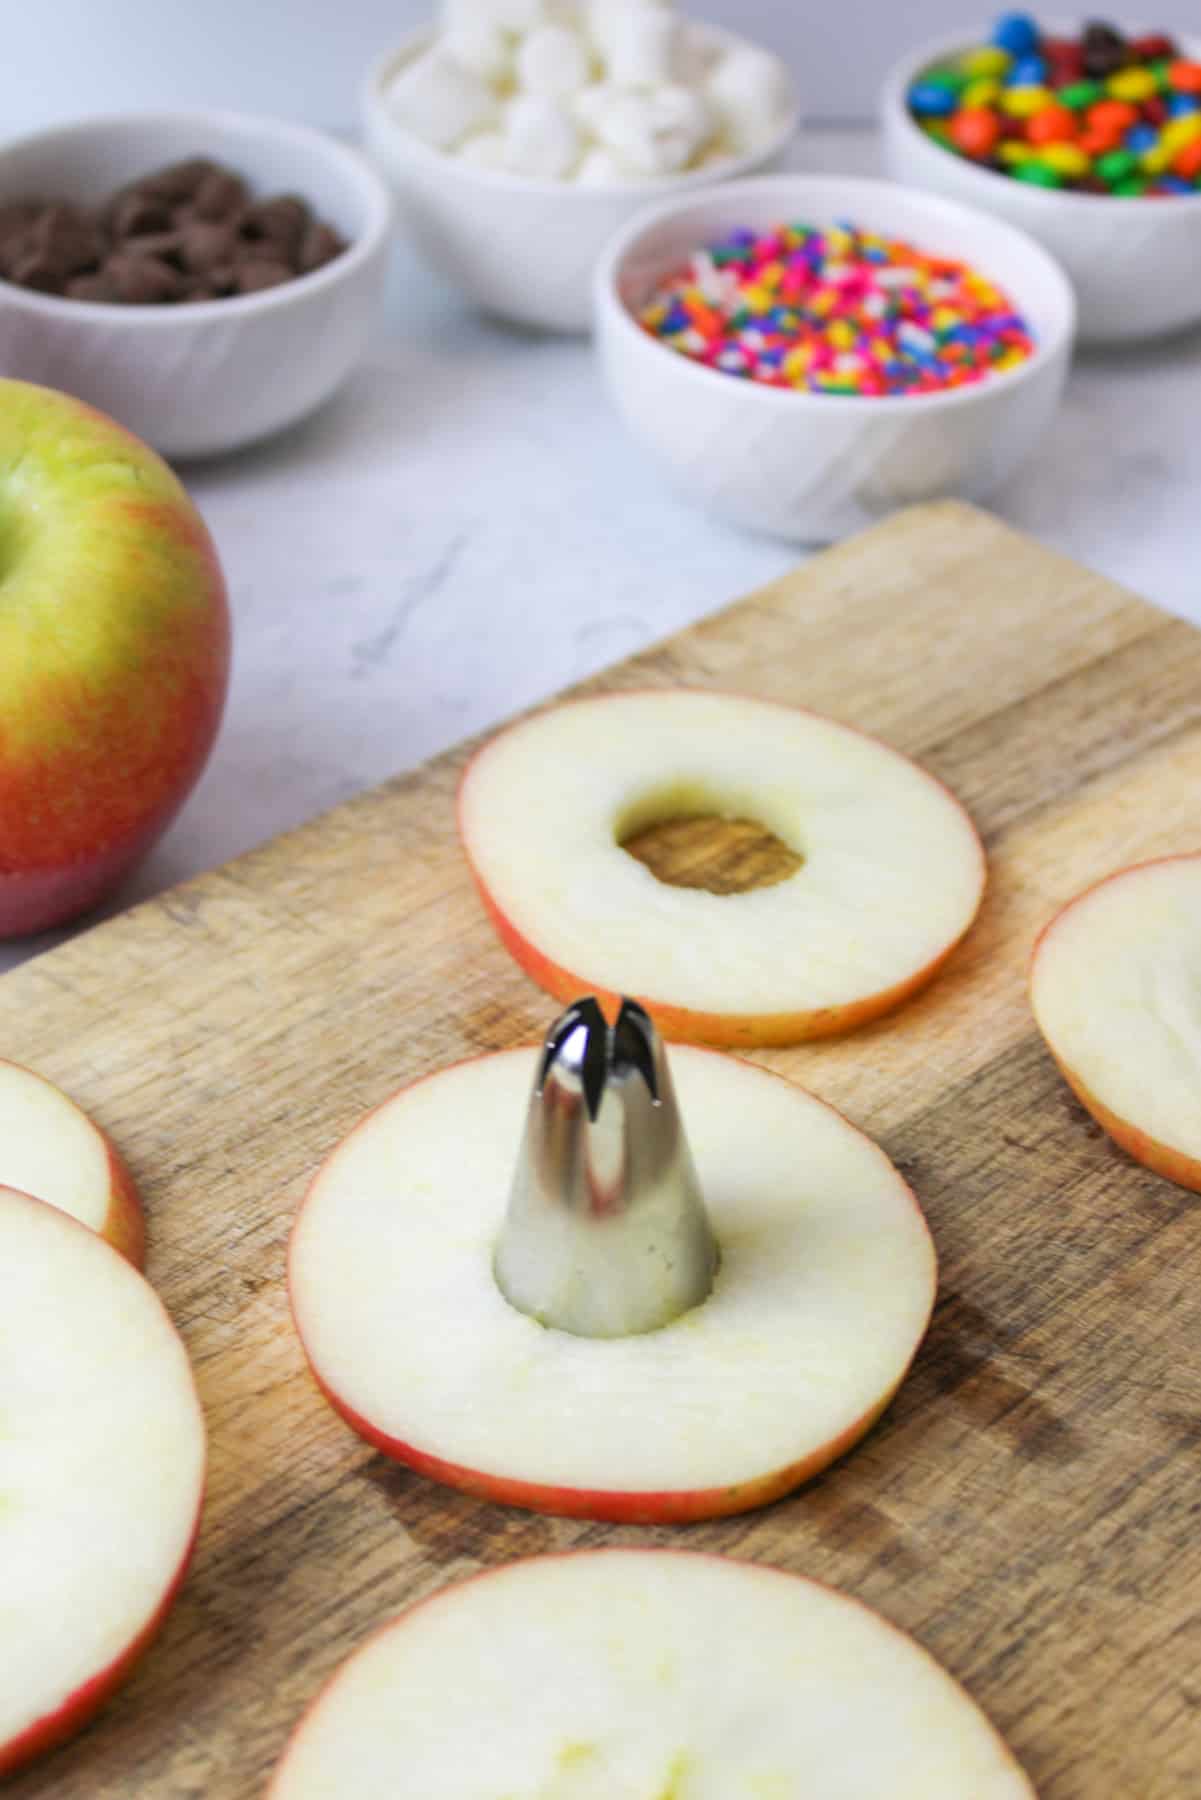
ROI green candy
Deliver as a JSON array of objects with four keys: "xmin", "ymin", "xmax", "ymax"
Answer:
[
  {"xmin": 922, "ymin": 66, "xmax": 967, "ymax": 93},
  {"xmin": 1058, "ymin": 80, "xmax": 1102, "ymax": 108},
  {"xmin": 1149, "ymin": 58, "xmax": 1173, "ymax": 90},
  {"xmin": 1014, "ymin": 161, "xmax": 1063, "ymax": 187},
  {"xmin": 1112, "ymin": 176, "xmax": 1147, "ymax": 195},
  {"xmin": 1096, "ymin": 149, "xmax": 1138, "ymax": 183},
  {"xmin": 923, "ymin": 122, "xmax": 954, "ymax": 146}
]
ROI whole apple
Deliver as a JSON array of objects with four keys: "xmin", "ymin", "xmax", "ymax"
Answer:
[{"xmin": 0, "ymin": 379, "xmax": 230, "ymax": 937}]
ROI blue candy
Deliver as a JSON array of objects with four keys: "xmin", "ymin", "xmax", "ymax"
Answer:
[
  {"xmin": 909, "ymin": 81, "xmax": 958, "ymax": 116},
  {"xmin": 1124, "ymin": 122, "xmax": 1159, "ymax": 152},
  {"xmin": 1157, "ymin": 175, "xmax": 1196, "ymax": 193},
  {"xmin": 1168, "ymin": 94, "xmax": 1201, "ymax": 117},
  {"xmin": 991, "ymin": 12, "xmax": 1040, "ymax": 56},
  {"xmin": 1007, "ymin": 54, "xmax": 1048, "ymax": 85}
]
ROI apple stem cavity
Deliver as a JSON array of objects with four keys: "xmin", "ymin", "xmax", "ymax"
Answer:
[{"xmin": 494, "ymin": 998, "xmax": 719, "ymax": 1339}]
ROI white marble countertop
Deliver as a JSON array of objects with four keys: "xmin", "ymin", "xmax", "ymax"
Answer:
[{"xmin": 4, "ymin": 127, "xmax": 1199, "ymax": 978}]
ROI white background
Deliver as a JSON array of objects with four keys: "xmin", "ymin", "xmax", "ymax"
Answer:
[{"xmin": 7, "ymin": 2, "xmax": 1199, "ymax": 133}]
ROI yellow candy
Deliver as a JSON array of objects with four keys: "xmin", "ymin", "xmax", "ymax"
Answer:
[
  {"xmin": 1161, "ymin": 113, "xmax": 1201, "ymax": 154},
  {"xmin": 931, "ymin": 305, "xmax": 960, "ymax": 331},
  {"xmin": 784, "ymin": 346, "xmax": 813, "ymax": 379},
  {"xmin": 1106, "ymin": 66, "xmax": 1158, "ymax": 103},
  {"xmin": 826, "ymin": 319, "xmax": 856, "ymax": 350},
  {"xmin": 961, "ymin": 45, "xmax": 1011, "ymax": 77},
  {"xmin": 742, "ymin": 285, "xmax": 773, "ymax": 312},
  {"xmin": 998, "ymin": 140, "xmax": 1035, "ymax": 163},
  {"xmin": 1040, "ymin": 142, "xmax": 1090, "ymax": 177},
  {"xmin": 1000, "ymin": 84, "xmax": 1053, "ymax": 118},
  {"xmin": 1140, "ymin": 145, "xmax": 1170, "ymax": 175},
  {"xmin": 961, "ymin": 76, "xmax": 1002, "ymax": 108}
]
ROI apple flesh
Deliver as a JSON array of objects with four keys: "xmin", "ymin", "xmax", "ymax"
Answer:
[
  {"xmin": 0, "ymin": 1057, "xmax": 144, "ymax": 1263},
  {"xmin": 1031, "ymin": 853, "xmax": 1201, "ymax": 1192},
  {"xmin": 0, "ymin": 1184, "xmax": 205, "ymax": 1777},
  {"xmin": 269, "ymin": 1549, "xmax": 1034, "ymax": 1798},
  {"xmin": 289, "ymin": 1046, "xmax": 936, "ymax": 1522},
  {"xmin": 0, "ymin": 379, "xmax": 230, "ymax": 938},
  {"xmin": 458, "ymin": 690, "xmax": 986, "ymax": 1046}
]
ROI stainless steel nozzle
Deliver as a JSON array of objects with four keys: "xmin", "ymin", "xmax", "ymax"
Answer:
[{"xmin": 494, "ymin": 997, "xmax": 718, "ymax": 1339}]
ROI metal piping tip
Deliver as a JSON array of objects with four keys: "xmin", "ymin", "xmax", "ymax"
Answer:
[{"xmin": 494, "ymin": 998, "xmax": 718, "ymax": 1339}]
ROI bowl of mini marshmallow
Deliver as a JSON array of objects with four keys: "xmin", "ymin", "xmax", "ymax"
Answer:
[{"xmin": 362, "ymin": 0, "xmax": 801, "ymax": 331}]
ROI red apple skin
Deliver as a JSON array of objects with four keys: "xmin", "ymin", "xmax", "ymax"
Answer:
[
  {"xmin": 1031, "ymin": 857, "xmax": 1201, "ymax": 1196},
  {"xmin": 456, "ymin": 691, "xmax": 986, "ymax": 1049},
  {"xmin": 290, "ymin": 1051, "xmax": 934, "ymax": 1523},
  {"xmin": 0, "ymin": 381, "xmax": 231, "ymax": 939},
  {"xmin": 0, "ymin": 1513, "xmax": 201, "ymax": 1781}
]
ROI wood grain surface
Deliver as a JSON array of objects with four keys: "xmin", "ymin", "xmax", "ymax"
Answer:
[{"xmin": 2, "ymin": 500, "xmax": 1199, "ymax": 1798}]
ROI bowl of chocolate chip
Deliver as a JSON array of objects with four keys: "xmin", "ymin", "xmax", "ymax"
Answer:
[{"xmin": 0, "ymin": 111, "xmax": 393, "ymax": 457}]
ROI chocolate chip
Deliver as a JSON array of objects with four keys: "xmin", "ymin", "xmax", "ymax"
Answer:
[
  {"xmin": 175, "ymin": 218, "xmax": 238, "ymax": 272},
  {"xmin": 9, "ymin": 252, "xmax": 67, "ymax": 294},
  {"xmin": 1082, "ymin": 20, "xmax": 1130, "ymax": 76},
  {"xmin": 241, "ymin": 194, "xmax": 309, "ymax": 258},
  {"xmin": 66, "ymin": 270, "xmax": 123, "ymax": 302},
  {"xmin": 235, "ymin": 259, "xmax": 294, "ymax": 293},
  {"xmin": 138, "ymin": 158, "xmax": 222, "ymax": 203},
  {"xmin": 31, "ymin": 204, "xmax": 104, "ymax": 278},
  {"xmin": 110, "ymin": 192, "xmax": 174, "ymax": 238},
  {"xmin": 105, "ymin": 250, "xmax": 185, "ymax": 303},
  {"xmin": 298, "ymin": 221, "xmax": 345, "ymax": 273},
  {"xmin": 191, "ymin": 168, "xmax": 248, "ymax": 222}
]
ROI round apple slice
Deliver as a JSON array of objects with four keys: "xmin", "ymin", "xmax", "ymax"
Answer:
[
  {"xmin": 1031, "ymin": 853, "xmax": 1201, "ymax": 1192},
  {"xmin": 457, "ymin": 690, "xmax": 986, "ymax": 1047},
  {"xmin": 0, "ymin": 1184, "xmax": 204, "ymax": 1778},
  {"xmin": 289, "ymin": 1046, "xmax": 936, "ymax": 1522},
  {"xmin": 0, "ymin": 1057, "xmax": 144, "ymax": 1264},
  {"xmin": 269, "ymin": 1550, "xmax": 1034, "ymax": 1798}
]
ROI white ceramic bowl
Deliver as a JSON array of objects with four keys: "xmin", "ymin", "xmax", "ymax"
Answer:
[
  {"xmin": 882, "ymin": 27, "xmax": 1201, "ymax": 344},
  {"xmin": 0, "ymin": 111, "xmax": 393, "ymax": 458},
  {"xmin": 595, "ymin": 174, "xmax": 1075, "ymax": 544},
  {"xmin": 362, "ymin": 25, "xmax": 800, "ymax": 333}
]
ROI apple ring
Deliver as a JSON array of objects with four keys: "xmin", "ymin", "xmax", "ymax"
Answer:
[
  {"xmin": 458, "ymin": 689, "xmax": 986, "ymax": 1046},
  {"xmin": 288, "ymin": 1046, "xmax": 936, "ymax": 1523}
]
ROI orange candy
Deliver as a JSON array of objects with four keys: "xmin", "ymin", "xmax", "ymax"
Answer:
[
  {"xmin": 1168, "ymin": 60, "xmax": 1201, "ymax": 95},
  {"xmin": 1173, "ymin": 139, "xmax": 1201, "ymax": 180},
  {"xmin": 1078, "ymin": 125, "xmax": 1122, "ymax": 158},
  {"xmin": 949, "ymin": 107, "xmax": 1001, "ymax": 156},
  {"xmin": 1027, "ymin": 103, "xmax": 1078, "ymax": 144},
  {"xmin": 1086, "ymin": 98, "xmax": 1140, "ymax": 135}
]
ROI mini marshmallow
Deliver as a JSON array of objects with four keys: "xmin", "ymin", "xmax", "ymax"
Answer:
[
  {"xmin": 385, "ymin": 48, "xmax": 498, "ymax": 148},
  {"xmin": 444, "ymin": 16, "xmax": 514, "ymax": 83},
  {"xmin": 595, "ymin": 84, "xmax": 710, "ymax": 173},
  {"xmin": 503, "ymin": 93, "xmax": 581, "ymax": 176},
  {"xmin": 492, "ymin": 0, "xmax": 555, "ymax": 28},
  {"xmin": 587, "ymin": 0, "xmax": 671, "ymax": 61},
  {"xmin": 573, "ymin": 145, "xmax": 641, "ymax": 184},
  {"xmin": 517, "ymin": 23, "xmax": 593, "ymax": 97},
  {"xmin": 572, "ymin": 80, "xmax": 623, "ymax": 132},
  {"xmin": 607, "ymin": 6, "xmax": 687, "ymax": 87},
  {"xmin": 706, "ymin": 44, "xmax": 792, "ymax": 148},
  {"xmin": 457, "ymin": 130, "xmax": 509, "ymax": 167}
]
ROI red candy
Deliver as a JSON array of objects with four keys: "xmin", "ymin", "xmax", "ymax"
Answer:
[
  {"xmin": 1043, "ymin": 36, "xmax": 1084, "ymax": 81},
  {"xmin": 1129, "ymin": 34, "xmax": 1179, "ymax": 61},
  {"xmin": 1087, "ymin": 98, "xmax": 1139, "ymax": 134},
  {"xmin": 1174, "ymin": 140, "xmax": 1201, "ymax": 180}
]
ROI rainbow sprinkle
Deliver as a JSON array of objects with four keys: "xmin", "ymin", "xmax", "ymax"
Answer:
[{"xmin": 638, "ymin": 221, "xmax": 1036, "ymax": 396}]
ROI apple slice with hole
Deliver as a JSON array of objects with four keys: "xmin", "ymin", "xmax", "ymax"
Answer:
[
  {"xmin": 457, "ymin": 689, "xmax": 986, "ymax": 1047},
  {"xmin": 1031, "ymin": 853, "xmax": 1201, "ymax": 1192},
  {"xmin": 0, "ymin": 1183, "xmax": 205, "ymax": 1778},
  {"xmin": 269, "ymin": 1549, "xmax": 1034, "ymax": 1798},
  {"xmin": 0, "ymin": 1057, "xmax": 145, "ymax": 1263},
  {"xmin": 289, "ymin": 1045, "xmax": 936, "ymax": 1522}
]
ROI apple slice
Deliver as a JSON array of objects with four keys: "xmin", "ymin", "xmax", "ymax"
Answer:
[
  {"xmin": 269, "ymin": 1550, "xmax": 1033, "ymax": 1798},
  {"xmin": 0, "ymin": 1184, "xmax": 205, "ymax": 1778},
  {"xmin": 0, "ymin": 1057, "xmax": 145, "ymax": 1263},
  {"xmin": 289, "ymin": 1046, "xmax": 936, "ymax": 1522},
  {"xmin": 1031, "ymin": 853, "xmax": 1201, "ymax": 1192},
  {"xmin": 458, "ymin": 690, "xmax": 986, "ymax": 1047}
]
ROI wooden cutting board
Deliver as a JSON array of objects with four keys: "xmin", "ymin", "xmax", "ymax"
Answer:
[{"xmin": 3, "ymin": 500, "xmax": 1200, "ymax": 1799}]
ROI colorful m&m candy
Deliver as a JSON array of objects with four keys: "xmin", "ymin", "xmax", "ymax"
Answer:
[{"xmin": 908, "ymin": 15, "xmax": 1201, "ymax": 195}]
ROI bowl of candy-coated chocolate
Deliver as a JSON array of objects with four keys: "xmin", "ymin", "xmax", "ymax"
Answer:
[
  {"xmin": 0, "ymin": 110, "xmax": 393, "ymax": 458},
  {"xmin": 594, "ymin": 172, "xmax": 1075, "ymax": 543},
  {"xmin": 882, "ymin": 14, "xmax": 1201, "ymax": 343},
  {"xmin": 361, "ymin": 6, "xmax": 801, "ymax": 333}
]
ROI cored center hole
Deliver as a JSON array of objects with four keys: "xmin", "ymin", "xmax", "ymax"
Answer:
[{"xmin": 620, "ymin": 814, "xmax": 804, "ymax": 896}]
